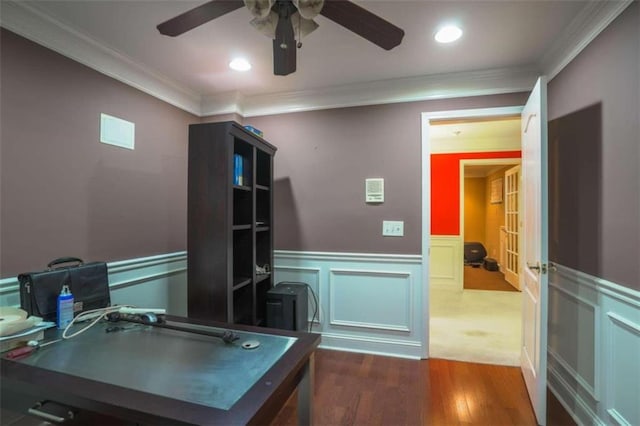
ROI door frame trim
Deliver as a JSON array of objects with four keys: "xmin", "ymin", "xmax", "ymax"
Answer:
[{"xmin": 420, "ymin": 106, "xmax": 524, "ymax": 359}]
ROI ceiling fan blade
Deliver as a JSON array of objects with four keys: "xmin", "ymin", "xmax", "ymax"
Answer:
[
  {"xmin": 157, "ymin": 0, "xmax": 245, "ymax": 36},
  {"xmin": 273, "ymin": 8, "xmax": 296, "ymax": 76},
  {"xmin": 320, "ymin": 0, "xmax": 404, "ymax": 50}
]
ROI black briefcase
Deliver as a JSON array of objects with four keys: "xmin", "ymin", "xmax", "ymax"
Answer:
[{"xmin": 18, "ymin": 257, "xmax": 111, "ymax": 322}]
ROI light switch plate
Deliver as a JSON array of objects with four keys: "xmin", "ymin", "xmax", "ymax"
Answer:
[{"xmin": 382, "ymin": 220, "xmax": 404, "ymax": 236}]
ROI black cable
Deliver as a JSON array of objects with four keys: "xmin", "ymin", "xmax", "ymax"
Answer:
[{"xmin": 305, "ymin": 283, "xmax": 319, "ymax": 333}]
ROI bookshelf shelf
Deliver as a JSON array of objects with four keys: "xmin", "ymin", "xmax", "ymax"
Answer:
[{"xmin": 255, "ymin": 273, "xmax": 271, "ymax": 284}]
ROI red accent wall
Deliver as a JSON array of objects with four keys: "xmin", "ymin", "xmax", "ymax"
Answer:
[{"xmin": 431, "ymin": 151, "xmax": 521, "ymax": 235}]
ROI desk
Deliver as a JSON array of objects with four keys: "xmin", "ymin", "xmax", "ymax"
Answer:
[{"xmin": 1, "ymin": 316, "xmax": 320, "ymax": 425}]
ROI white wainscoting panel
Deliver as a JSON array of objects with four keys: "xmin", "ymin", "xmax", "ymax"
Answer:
[
  {"xmin": 548, "ymin": 281, "xmax": 598, "ymax": 401},
  {"xmin": 547, "ymin": 263, "xmax": 640, "ymax": 426},
  {"xmin": 0, "ymin": 277, "xmax": 21, "ymax": 307},
  {"xmin": 605, "ymin": 312, "xmax": 640, "ymax": 426},
  {"xmin": 0, "ymin": 252, "xmax": 187, "ymax": 315},
  {"xmin": 107, "ymin": 252, "xmax": 187, "ymax": 316},
  {"xmin": 274, "ymin": 250, "xmax": 423, "ymax": 359},
  {"xmin": 329, "ymin": 269, "xmax": 411, "ymax": 332},
  {"xmin": 429, "ymin": 236, "xmax": 462, "ymax": 290}
]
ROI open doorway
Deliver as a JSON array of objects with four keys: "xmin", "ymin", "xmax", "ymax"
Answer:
[
  {"xmin": 425, "ymin": 112, "xmax": 524, "ymax": 366},
  {"xmin": 461, "ymin": 160, "xmax": 521, "ymax": 292}
]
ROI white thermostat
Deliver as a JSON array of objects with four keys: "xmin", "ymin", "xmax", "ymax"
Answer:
[{"xmin": 365, "ymin": 178, "xmax": 384, "ymax": 203}]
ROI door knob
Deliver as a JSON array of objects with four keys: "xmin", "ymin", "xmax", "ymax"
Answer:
[{"xmin": 527, "ymin": 262, "xmax": 547, "ymax": 274}]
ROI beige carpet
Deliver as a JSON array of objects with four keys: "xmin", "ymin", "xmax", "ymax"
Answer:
[{"xmin": 429, "ymin": 287, "xmax": 522, "ymax": 366}]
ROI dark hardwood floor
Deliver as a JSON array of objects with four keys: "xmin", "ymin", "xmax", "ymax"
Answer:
[{"xmin": 272, "ymin": 349, "xmax": 576, "ymax": 426}]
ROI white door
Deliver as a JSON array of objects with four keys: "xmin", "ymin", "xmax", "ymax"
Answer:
[
  {"xmin": 504, "ymin": 165, "xmax": 521, "ymax": 289},
  {"xmin": 520, "ymin": 77, "xmax": 549, "ymax": 425}
]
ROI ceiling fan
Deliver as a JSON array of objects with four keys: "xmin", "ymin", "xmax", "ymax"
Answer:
[{"xmin": 157, "ymin": 0, "xmax": 405, "ymax": 76}]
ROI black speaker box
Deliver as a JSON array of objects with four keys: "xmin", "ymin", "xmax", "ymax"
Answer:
[{"xmin": 266, "ymin": 282, "xmax": 308, "ymax": 332}]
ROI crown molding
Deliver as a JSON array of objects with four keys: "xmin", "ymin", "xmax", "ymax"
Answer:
[
  {"xmin": 202, "ymin": 66, "xmax": 539, "ymax": 117},
  {"xmin": 1, "ymin": 0, "xmax": 631, "ymax": 118},
  {"xmin": 540, "ymin": 0, "xmax": 633, "ymax": 81},
  {"xmin": 0, "ymin": 1, "xmax": 202, "ymax": 116},
  {"xmin": 201, "ymin": 91, "xmax": 247, "ymax": 117}
]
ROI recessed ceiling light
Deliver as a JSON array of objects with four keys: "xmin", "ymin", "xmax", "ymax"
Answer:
[
  {"xmin": 435, "ymin": 25, "xmax": 463, "ymax": 43},
  {"xmin": 229, "ymin": 58, "xmax": 251, "ymax": 71}
]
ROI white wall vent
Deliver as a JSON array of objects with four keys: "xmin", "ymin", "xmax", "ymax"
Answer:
[{"xmin": 100, "ymin": 113, "xmax": 135, "ymax": 150}]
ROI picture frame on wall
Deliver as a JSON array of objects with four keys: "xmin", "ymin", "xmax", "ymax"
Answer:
[{"xmin": 490, "ymin": 177, "xmax": 503, "ymax": 204}]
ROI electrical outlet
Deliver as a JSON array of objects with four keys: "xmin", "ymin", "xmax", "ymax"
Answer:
[{"xmin": 382, "ymin": 220, "xmax": 404, "ymax": 236}]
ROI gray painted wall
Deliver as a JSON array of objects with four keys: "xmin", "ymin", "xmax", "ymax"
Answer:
[
  {"xmin": 547, "ymin": 2, "xmax": 639, "ymax": 290},
  {"xmin": 6, "ymin": 1, "xmax": 636, "ymax": 292},
  {"xmin": 0, "ymin": 27, "xmax": 527, "ymax": 278},
  {"xmin": 207, "ymin": 92, "xmax": 528, "ymax": 255},
  {"xmin": 0, "ymin": 29, "xmax": 197, "ymax": 277}
]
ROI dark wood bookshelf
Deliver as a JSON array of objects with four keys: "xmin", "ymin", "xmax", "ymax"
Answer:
[{"xmin": 187, "ymin": 121, "xmax": 276, "ymax": 325}]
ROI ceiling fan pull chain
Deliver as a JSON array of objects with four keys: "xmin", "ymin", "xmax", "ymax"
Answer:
[{"xmin": 297, "ymin": 12, "xmax": 302, "ymax": 48}]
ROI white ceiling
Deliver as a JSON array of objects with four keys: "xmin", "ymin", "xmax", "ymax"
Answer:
[
  {"xmin": 0, "ymin": 0, "xmax": 631, "ymax": 116},
  {"xmin": 430, "ymin": 116, "xmax": 521, "ymax": 145},
  {"xmin": 430, "ymin": 115, "xmax": 521, "ymax": 155},
  {"xmin": 464, "ymin": 164, "xmax": 516, "ymax": 179}
]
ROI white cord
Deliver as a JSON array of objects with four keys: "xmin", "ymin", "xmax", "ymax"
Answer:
[{"xmin": 62, "ymin": 305, "xmax": 133, "ymax": 340}]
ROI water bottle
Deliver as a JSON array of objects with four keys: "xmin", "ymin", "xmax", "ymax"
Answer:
[{"xmin": 57, "ymin": 284, "xmax": 74, "ymax": 329}]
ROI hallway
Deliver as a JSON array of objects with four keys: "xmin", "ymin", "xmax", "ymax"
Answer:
[{"xmin": 429, "ymin": 287, "xmax": 521, "ymax": 366}]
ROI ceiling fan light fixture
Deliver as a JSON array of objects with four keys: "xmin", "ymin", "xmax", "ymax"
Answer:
[
  {"xmin": 244, "ymin": 0, "xmax": 274, "ymax": 19},
  {"xmin": 229, "ymin": 58, "xmax": 252, "ymax": 71},
  {"xmin": 292, "ymin": 0, "xmax": 325, "ymax": 19},
  {"xmin": 158, "ymin": 0, "xmax": 406, "ymax": 76},
  {"xmin": 251, "ymin": 11, "xmax": 279, "ymax": 38},
  {"xmin": 435, "ymin": 25, "xmax": 463, "ymax": 43}
]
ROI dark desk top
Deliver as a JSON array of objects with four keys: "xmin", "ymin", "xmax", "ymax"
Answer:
[{"xmin": 1, "ymin": 316, "xmax": 320, "ymax": 425}]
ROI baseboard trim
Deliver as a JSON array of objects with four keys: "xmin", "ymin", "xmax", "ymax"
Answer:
[
  {"xmin": 548, "ymin": 348, "xmax": 598, "ymax": 404},
  {"xmin": 548, "ymin": 369, "xmax": 605, "ymax": 426},
  {"xmin": 319, "ymin": 332, "xmax": 422, "ymax": 360}
]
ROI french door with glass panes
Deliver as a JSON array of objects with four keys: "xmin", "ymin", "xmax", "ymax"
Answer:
[{"xmin": 504, "ymin": 165, "xmax": 520, "ymax": 289}]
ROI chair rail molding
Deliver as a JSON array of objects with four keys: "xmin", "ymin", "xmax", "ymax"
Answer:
[{"xmin": 0, "ymin": 252, "xmax": 187, "ymax": 315}]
